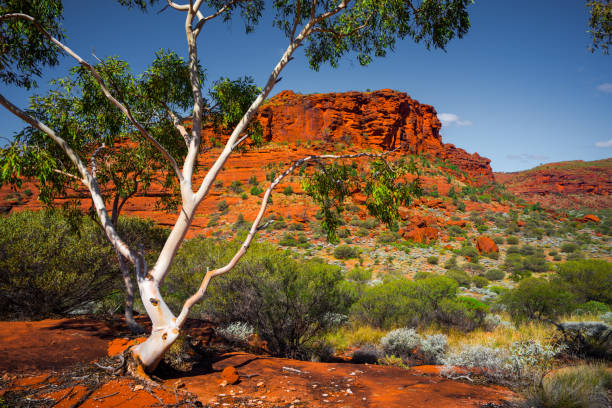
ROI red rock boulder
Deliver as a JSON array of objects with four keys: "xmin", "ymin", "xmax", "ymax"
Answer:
[
  {"xmin": 403, "ymin": 227, "xmax": 439, "ymax": 244},
  {"xmin": 476, "ymin": 236, "xmax": 498, "ymax": 255},
  {"xmin": 219, "ymin": 366, "xmax": 239, "ymax": 386},
  {"xmin": 577, "ymin": 214, "xmax": 600, "ymax": 223}
]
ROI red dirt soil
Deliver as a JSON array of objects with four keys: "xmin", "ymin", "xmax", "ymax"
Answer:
[{"xmin": 0, "ymin": 317, "xmax": 519, "ymax": 407}]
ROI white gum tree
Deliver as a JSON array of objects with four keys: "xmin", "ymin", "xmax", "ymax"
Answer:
[{"xmin": 0, "ymin": 0, "xmax": 472, "ymax": 373}]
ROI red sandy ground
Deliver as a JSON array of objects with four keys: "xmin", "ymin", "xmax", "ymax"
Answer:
[{"xmin": 0, "ymin": 317, "xmax": 519, "ymax": 407}]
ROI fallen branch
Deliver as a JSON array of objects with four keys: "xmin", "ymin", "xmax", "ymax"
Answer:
[{"xmin": 93, "ymin": 391, "xmax": 118, "ymax": 401}]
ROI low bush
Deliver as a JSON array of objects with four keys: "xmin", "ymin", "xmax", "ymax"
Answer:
[
  {"xmin": 217, "ymin": 200, "xmax": 229, "ymax": 213},
  {"xmin": 351, "ymin": 276, "xmax": 466, "ymax": 330},
  {"xmin": 485, "ymin": 269, "xmax": 505, "ymax": 281},
  {"xmin": 250, "ymin": 185, "xmax": 264, "ymax": 196},
  {"xmin": 351, "ymin": 344, "xmax": 383, "ymax": 364},
  {"xmin": 437, "ymin": 296, "xmax": 488, "ymax": 331},
  {"xmin": 501, "ymin": 278, "xmax": 574, "ymax": 322},
  {"xmin": 229, "ymin": 180, "xmax": 243, "ymax": 194},
  {"xmin": 526, "ymin": 363, "xmax": 612, "ymax": 408},
  {"xmin": 167, "ymin": 239, "xmax": 350, "ymax": 358},
  {"xmin": 0, "ymin": 210, "xmax": 129, "ymax": 318},
  {"xmin": 279, "ymin": 233, "xmax": 297, "ymax": 247},
  {"xmin": 333, "ymin": 245, "xmax": 360, "ymax": 259},
  {"xmin": 377, "ymin": 231, "xmax": 400, "ymax": 244},
  {"xmin": 380, "ymin": 327, "xmax": 420, "ymax": 359},
  {"xmin": 555, "ymin": 259, "xmax": 612, "ymax": 304},
  {"xmin": 216, "ymin": 321, "xmax": 255, "ymax": 344},
  {"xmin": 506, "ymin": 236, "xmax": 519, "ymax": 245},
  {"xmin": 380, "ymin": 328, "xmax": 447, "ymax": 365},
  {"xmin": 443, "ymin": 340, "xmax": 563, "ymax": 384},
  {"xmin": 561, "ymin": 242, "xmax": 579, "ymax": 253},
  {"xmin": 574, "ymin": 300, "xmax": 610, "ymax": 315},
  {"xmin": 472, "ymin": 276, "xmax": 489, "ymax": 288},
  {"xmin": 457, "ymin": 245, "xmax": 479, "ymax": 262},
  {"xmin": 427, "ymin": 256, "xmax": 439, "ymax": 265},
  {"xmin": 445, "ymin": 269, "xmax": 472, "ymax": 287}
]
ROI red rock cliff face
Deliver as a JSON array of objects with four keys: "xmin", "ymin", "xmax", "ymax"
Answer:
[
  {"xmin": 256, "ymin": 89, "xmax": 493, "ymax": 183},
  {"xmin": 495, "ymin": 159, "xmax": 612, "ymax": 210}
]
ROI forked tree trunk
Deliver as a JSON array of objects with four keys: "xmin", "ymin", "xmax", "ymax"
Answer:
[
  {"xmin": 116, "ymin": 250, "xmax": 144, "ymax": 334},
  {"xmin": 129, "ymin": 270, "xmax": 181, "ymax": 372}
]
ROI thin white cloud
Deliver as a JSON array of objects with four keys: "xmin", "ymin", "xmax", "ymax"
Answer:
[
  {"xmin": 439, "ymin": 113, "xmax": 472, "ymax": 127},
  {"xmin": 507, "ymin": 153, "xmax": 549, "ymax": 163},
  {"xmin": 596, "ymin": 83, "xmax": 612, "ymax": 93},
  {"xmin": 595, "ymin": 138, "xmax": 612, "ymax": 148}
]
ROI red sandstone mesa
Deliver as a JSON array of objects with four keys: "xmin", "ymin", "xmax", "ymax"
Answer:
[{"xmin": 254, "ymin": 89, "xmax": 493, "ymax": 184}]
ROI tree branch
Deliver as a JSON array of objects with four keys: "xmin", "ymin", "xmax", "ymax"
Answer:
[
  {"xmin": 0, "ymin": 92, "xmax": 138, "ymax": 265},
  {"xmin": 291, "ymin": 0, "xmax": 302, "ymax": 43},
  {"xmin": 90, "ymin": 143, "xmax": 106, "ymax": 181},
  {"xmin": 193, "ymin": 0, "xmax": 245, "ymax": 37},
  {"xmin": 163, "ymin": 102, "xmax": 191, "ymax": 147},
  {"xmin": 0, "ymin": 13, "xmax": 184, "ymax": 183},
  {"xmin": 53, "ymin": 168, "xmax": 83, "ymax": 182},
  {"xmin": 176, "ymin": 145, "xmax": 403, "ymax": 327}
]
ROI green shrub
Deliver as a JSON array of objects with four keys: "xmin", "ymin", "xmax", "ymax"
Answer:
[
  {"xmin": 574, "ymin": 300, "xmax": 610, "ymax": 315},
  {"xmin": 526, "ymin": 363, "xmax": 612, "ymax": 408},
  {"xmin": 337, "ymin": 228, "xmax": 349, "ymax": 238},
  {"xmin": 507, "ymin": 245, "xmax": 521, "ymax": 254},
  {"xmin": 350, "ymin": 276, "xmax": 473, "ymax": 330},
  {"xmin": 457, "ymin": 245, "xmax": 479, "ymax": 262},
  {"xmin": 445, "ymin": 269, "xmax": 472, "ymax": 287},
  {"xmin": 229, "ymin": 180, "xmax": 243, "ymax": 194},
  {"xmin": 250, "ymin": 185, "xmax": 264, "ymax": 196},
  {"xmin": 282, "ymin": 186, "xmax": 294, "ymax": 195},
  {"xmin": 427, "ymin": 256, "xmax": 439, "ymax": 265},
  {"xmin": 437, "ymin": 296, "xmax": 488, "ymax": 331},
  {"xmin": 413, "ymin": 271, "xmax": 434, "ymax": 280},
  {"xmin": 444, "ymin": 255, "xmax": 458, "ymax": 269},
  {"xmin": 446, "ymin": 225, "xmax": 464, "ymax": 236},
  {"xmin": 346, "ymin": 266, "xmax": 372, "ymax": 283},
  {"xmin": 248, "ymin": 175, "xmax": 258, "ymax": 186},
  {"xmin": 168, "ymin": 239, "xmax": 348, "ymax": 358},
  {"xmin": 506, "ymin": 236, "xmax": 519, "ymax": 245},
  {"xmin": 501, "ymin": 277, "xmax": 574, "ymax": 322},
  {"xmin": 377, "ymin": 231, "xmax": 400, "ymax": 244},
  {"xmin": 333, "ymin": 245, "xmax": 360, "ymax": 259},
  {"xmin": 523, "ymin": 255, "xmax": 548, "ymax": 272},
  {"xmin": 492, "ymin": 236, "xmax": 505, "ymax": 245},
  {"xmin": 561, "ymin": 242, "xmax": 579, "ymax": 253},
  {"xmin": 279, "ymin": 233, "xmax": 297, "ymax": 247},
  {"xmin": 556, "ymin": 259, "xmax": 612, "ymax": 304},
  {"xmin": 566, "ymin": 251, "xmax": 585, "ymax": 260},
  {"xmin": 0, "ymin": 210, "xmax": 122, "ymax": 318},
  {"xmin": 472, "ymin": 276, "xmax": 489, "ymax": 288},
  {"xmin": 288, "ymin": 222, "xmax": 305, "ymax": 231},
  {"xmin": 504, "ymin": 253, "xmax": 524, "ymax": 272},
  {"xmin": 485, "ymin": 269, "xmax": 505, "ymax": 281},
  {"xmin": 217, "ymin": 200, "xmax": 229, "ymax": 213}
]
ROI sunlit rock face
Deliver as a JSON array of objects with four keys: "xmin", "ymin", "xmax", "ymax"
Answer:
[{"xmin": 254, "ymin": 89, "xmax": 493, "ymax": 184}]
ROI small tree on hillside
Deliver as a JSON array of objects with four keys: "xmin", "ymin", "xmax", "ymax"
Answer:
[{"xmin": 0, "ymin": 0, "xmax": 472, "ymax": 374}]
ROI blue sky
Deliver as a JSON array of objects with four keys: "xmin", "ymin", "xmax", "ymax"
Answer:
[{"xmin": 1, "ymin": 0, "xmax": 611, "ymax": 172}]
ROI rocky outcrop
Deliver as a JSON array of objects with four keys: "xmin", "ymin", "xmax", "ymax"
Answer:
[
  {"xmin": 476, "ymin": 236, "xmax": 498, "ymax": 255},
  {"xmin": 495, "ymin": 159, "xmax": 612, "ymax": 210},
  {"xmin": 256, "ymin": 90, "xmax": 493, "ymax": 184}
]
